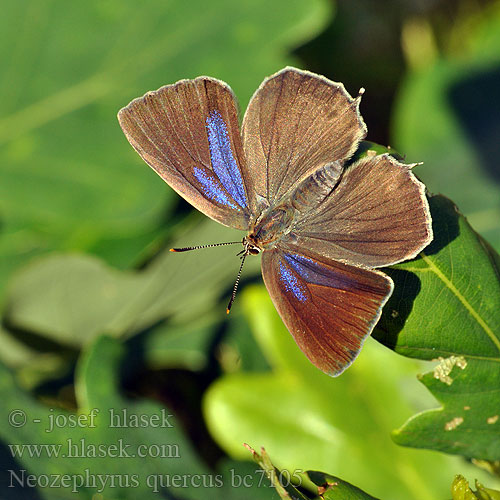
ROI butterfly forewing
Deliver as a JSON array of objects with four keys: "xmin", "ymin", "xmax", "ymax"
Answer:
[
  {"xmin": 290, "ymin": 154, "xmax": 433, "ymax": 268},
  {"xmin": 261, "ymin": 245, "xmax": 394, "ymax": 375},
  {"xmin": 118, "ymin": 77, "xmax": 250, "ymax": 230},
  {"xmin": 241, "ymin": 67, "xmax": 366, "ymax": 214}
]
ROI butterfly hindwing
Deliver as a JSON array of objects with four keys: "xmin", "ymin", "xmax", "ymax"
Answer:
[
  {"xmin": 118, "ymin": 77, "xmax": 250, "ymax": 230},
  {"xmin": 290, "ymin": 154, "xmax": 433, "ymax": 268},
  {"xmin": 261, "ymin": 245, "xmax": 394, "ymax": 375}
]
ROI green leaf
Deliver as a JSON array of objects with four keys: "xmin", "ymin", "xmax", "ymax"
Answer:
[
  {"xmin": 203, "ymin": 285, "xmax": 500, "ymax": 500},
  {"xmin": 373, "ymin": 195, "xmax": 500, "ymax": 461},
  {"xmin": 245, "ymin": 444, "xmax": 309, "ymax": 500},
  {"xmin": 244, "ymin": 446, "xmax": 382, "ymax": 500},
  {"xmin": 0, "ymin": 322, "xmax": 38, "ymax": 368},
  {"xmin": 347, "ymin": 141, "xmax": 404, "ymax": 164},
  {"xmin": 307, "ymin": 471, "xmax": 380, "ymax": 500},
  {"xmin": 392, "ymin": 3, "xmax": 500, "ymax": 251},
  {"xmin": 136, "ymin": 312, "xmax": 219, "ymax": 371},
  {"xmin": 5, "ymin": 253, "xmax": 146, "ymax": 346},
  {"xmin": 451, "ymin": 475, "xmax": 500, "ymax": 500},
  {"xmin": 0, "ymin": 0, "xmax": 330, "ymax": 296}
]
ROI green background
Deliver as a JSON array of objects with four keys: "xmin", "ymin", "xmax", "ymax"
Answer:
[{"xmin": 1, "ymin": 0, "xmax": 500, "ymax": 499}]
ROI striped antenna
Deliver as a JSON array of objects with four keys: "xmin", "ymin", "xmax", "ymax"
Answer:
[
  {"xmin": 170, "ymin": 241, "xmax": 241, "ymax": 252},
  {"xmin": 226, "ymin": 253, "xmax": 247, "ymax": 314}
]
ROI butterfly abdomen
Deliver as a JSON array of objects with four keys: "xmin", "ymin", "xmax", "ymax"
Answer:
[{"xmin": 290, "ymin": 161, "xmax": 343, "ymax": 214}]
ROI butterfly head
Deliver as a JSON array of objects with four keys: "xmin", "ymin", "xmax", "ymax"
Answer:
[{"xmin": 242, "ymin": 235, "xmax": 262, "ymax": 256}]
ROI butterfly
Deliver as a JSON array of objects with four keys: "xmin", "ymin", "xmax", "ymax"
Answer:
[{"xmin": 117, "ymin": 67, "xmax": 432, "ymax": 376}]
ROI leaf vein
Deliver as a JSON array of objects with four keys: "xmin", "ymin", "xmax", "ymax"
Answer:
[{"xmin": 412, "ymin": 253, "xmax": 500, "ymax": 354}]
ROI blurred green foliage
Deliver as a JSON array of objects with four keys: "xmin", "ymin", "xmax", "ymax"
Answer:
[
  {"xmin": 393, "ymin": 1, "xmax": 500, "ymax": 250},
  {"xmin": 0, "ymin": 0, "xmax": 329, "ymax": 297},
  {"xmin": 1, "ymin": 0, "xmax": 500, "ymax": 499}
]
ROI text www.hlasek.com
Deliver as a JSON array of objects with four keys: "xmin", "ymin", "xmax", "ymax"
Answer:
[{"xmin": 9, "ymin": 438, "xmax": 180, "ymax": 459}]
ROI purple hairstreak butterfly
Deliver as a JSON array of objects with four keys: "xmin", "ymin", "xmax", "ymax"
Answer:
[{"xmin": 118, "ymin": 67, "xmax": 432, "ymax": 376}]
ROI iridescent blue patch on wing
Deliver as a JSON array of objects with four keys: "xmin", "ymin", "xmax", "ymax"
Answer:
[
  {"xmin": 193, "ymin": 167, "xmax": 237, "ymax": 209},
  {"xmin": 285, "ymin": 253, "xmax": 358, "ymax": 291},
  {"xmin": 279, "ymin": 261, "xmax": 307, "ymax": 302},
  {"xmin": 284, "ymin": 254, "xmax": 315, "ymax": 279},
  {"xmin": 206, "ymin": 110, "xmax": 247, "ymax": 209}
]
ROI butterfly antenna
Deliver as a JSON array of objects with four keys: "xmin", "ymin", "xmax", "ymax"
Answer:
[
  {"xmin": 170, "ymin": 241, "xmax": 241, "ymax": 252},
  {"xmin": 226, "ymin": 252, "xmax": 247, "ymax": 314}
]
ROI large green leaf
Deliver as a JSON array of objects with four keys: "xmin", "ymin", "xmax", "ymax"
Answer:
[
  {"xmin": 392, "ymin": 2, "xmax": 500, "ymax": 251},
  {"xmin": 0, "ymin": 0, "xmax": 330, "ymax": 296},
  {"xmin": 203, "ymin": 286, "xmax": 499, "ymax": 500},
  {"xmin": 374, "ymin": 195, "xmax": 500, "ymax": 461}
]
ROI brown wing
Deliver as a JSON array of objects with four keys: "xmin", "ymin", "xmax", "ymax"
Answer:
[
  {"xmin": 118, "ymin": 77, "xmax": 251, "ymax": 230},
  {"xmin": 290, "ymin": 154, "xmax": 433, "ymax": 268},
  {"xmin": 261, "ymin": 245, "xmax": 393, "ymax": 376},
  {"xmin": 241, "ymin": 67, "xmax": 366, "ymax": 215}
]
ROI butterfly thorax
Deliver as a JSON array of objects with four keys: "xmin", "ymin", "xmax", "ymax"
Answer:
[
  {"xmin": 245, "ymin": 204, "xmax": 295, "ymax": 252},
  {"xmin": 244, "ymin": 162, "xmax": 344, "ymax": 254}
]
